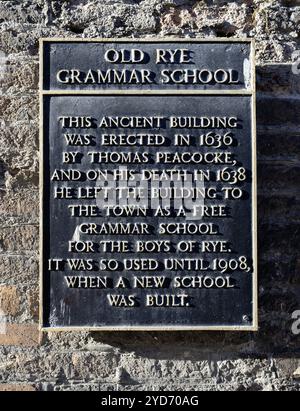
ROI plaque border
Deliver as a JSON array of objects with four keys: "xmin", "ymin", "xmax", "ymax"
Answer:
[{"xmin": 39, "ymin": 38, "xmax": 258, "ymax": 332}]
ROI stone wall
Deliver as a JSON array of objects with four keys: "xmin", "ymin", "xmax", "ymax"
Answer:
[{"xmin": 0, "ymin": 0, "xmax": 299, "ymax": 391}]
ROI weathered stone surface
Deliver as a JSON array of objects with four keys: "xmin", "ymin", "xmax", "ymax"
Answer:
[
  {"xmin": 0, "ymin": 225, "xmax": 39, "ymax": 254},
  {"xmin": 258, "ymin": 223, "xmax": 300, "ymax": 258},
  {"xmin": 71, "ymin": 352, "xmax": 120, "ymax": 380},
  {"xmin": 0, "ymin": 55, "xmax": 39, "ymax": 95},
  {"xmin": 0, "ymin": 349, "xmax": 117, "ymax": 382},
  {"xmin": 275, "ymin": 358, "xmax": 300, "ymax": 379},
  {"xmin": 0, "ymin": 384, "xmax": 36, "ymax": 392},
  {"xmin": 0, "ymin": 189, "xmax": 39, "ymax": 223},
  {"xmin": 257, "ymin": 97, "xmax": 300, "ymax": 126},
  {"xmin": 50, "ymin": 378, "xmax": 300, "ymax": 392},
  {"xmin": 0, "ymin": 255, "xmax": 39, "ymax": 284},
  {"xmin": 0, "ymin": 121, "xmax": 39, "ymax": 174},
  {"xmin": 294, "ymin": 367, "xmax": 300, "ymax": 379},
  {"xmin": 0, "ymin": 1, "xmax": 46, "ymax": 25},
  {"xmin": 0, "ymin": 324, "xmax": 40, "ymax": 347},
  {"xmin": 0, "ymin": 285, "xmax": 19, "ymax": 316},
  {"xmin": 0, "ymin": 96, "xmax": 38, "ymax": 122}
]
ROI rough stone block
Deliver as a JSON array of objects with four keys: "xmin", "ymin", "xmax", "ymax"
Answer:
[
  {"xmin": 0, "ymin": 122, "xmax": 39, "ymax": 175},
  {"xmin": 53, "ymin": 383, "xmax": 99, "ymax": 391},
  {"xmin": 257, "ymin": 97, "xmax": 300, "ymax": 126},
  {"xmin": 275, "ymin": 358, "xmax": 300, "ymax": 378},
  {"xmin": 0, "ymin": 0, "xmax": 299, "ymax": 393},
  {"xmin": 258, "ymin": 223, "xmax": 300, "ymax": 256},
  {"xmin": 255, "ymin": 39, "xmax": 298, "ymax": 64},
  {"xmin": 0, "ymin": 55, "xmax": 39, "ymax": 95},
  {"xmin": 0, "ymin": 225, "xmax": 39, "ymax": 254},
  {"xmin": 0, "ymin": 188, "xmax": 39, "ymax": 223},
  {"xmin": 71, "ymin": 351, "xmax": 119, "ymax": 380},
  {"xmin": 0, "ymin": 96, "xmax": 38, "ymax": 122},
  {"xmin": 258, "ymin": 132, "xmax": 300, "ymax": 160},
  {"xmin": 258, "ymin": 195, "xmax": 300, "ymax": 224}
]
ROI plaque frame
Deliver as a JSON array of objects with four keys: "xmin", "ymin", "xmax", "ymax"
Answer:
[{"xmin": 39, "ymin": 38, "xmax": 258, "ymax": 332}]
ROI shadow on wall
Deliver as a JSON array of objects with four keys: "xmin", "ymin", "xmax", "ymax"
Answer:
[{"xmin": 73, "ymin": 65, "xmax": 300, "ymax": 360}]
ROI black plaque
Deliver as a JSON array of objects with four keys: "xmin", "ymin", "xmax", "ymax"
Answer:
[{"xmin": 41, "ymin": 39, "xmax": 257, "ymax": 331}]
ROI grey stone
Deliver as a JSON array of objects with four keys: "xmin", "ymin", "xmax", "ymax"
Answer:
[{"xmin": 0, "ymin": 0, "xmax": 299, "ymax": 393}]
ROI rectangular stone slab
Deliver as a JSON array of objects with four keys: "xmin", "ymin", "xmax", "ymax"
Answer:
[
  {"xmin": 40, "ymin": 39, "xmax": 257, "ymax": 331},
  {"xmin": 42, "ymin": 40, "xmax": 253, "ymax": 91}
]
